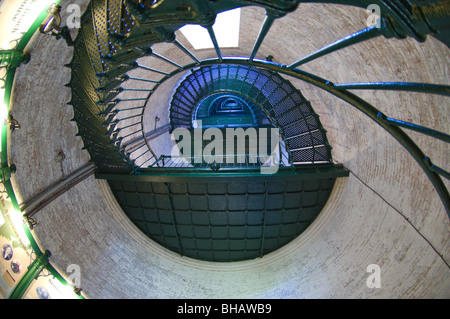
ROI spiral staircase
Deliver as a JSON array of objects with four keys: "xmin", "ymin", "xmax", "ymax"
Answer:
[
  {"xmin": 61, "ymin": 0, "xmax": 450, "ymax": 264},
  {"xmin": 2, "ymin": 0, "xmax": 449, "ymax": 298}
]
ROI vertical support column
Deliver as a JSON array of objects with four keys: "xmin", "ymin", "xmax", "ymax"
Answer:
[{"xmin": 9, "ymin": 250, "xmax": 51, "ymax": 299}]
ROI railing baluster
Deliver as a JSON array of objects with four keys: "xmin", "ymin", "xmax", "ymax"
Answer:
[
  {"xmin": 107, "ymin": 120, "xmax": 119, "ymax": 135},
  {"xmin": 116, "ymin": 105, "xmax": 145, "ymax": 112},
  {"xmin": 425, "ymin": 157, "xmax": 450, "ymax": 180},
  {"xmin": 126, "ymin": 76, "xmax": 160, "ymax": 83},
  {"xmin": 137, "ymin": 63, "xmax": 170, "ymax": 75},
  {"xmin": 104, "ymin": 111, "xmax": 118, "ymax": 126},
  {"xmin": 206, "ymin": 25, "xmax": 222, "ymax": 62},
  {"xmin": 378, "ymin": 113, "xmax": 450, "ymax": 143},
  {"xmin": 152, "ymin": 51, "xmax": 183, "ymax": 69},
  {"xmin": 286, "ymin": 25, "xmax": 384, "ymax": 69},
  {"xmin": 117, "ymin": 128, "xmax": 140, "ymax": 140},
  {"xmin": 116, "ymin": 97, "xmax": 148, "ymax": 102},
  {"xmin": 131, "ymin": 148, "xmax": 150, "ymax": 161},
  {"xmin": 99, "ymin": 99, "xmax": 120, "ymax": 116},
  {"xmin": 173, "ymin": 39, "xmax": 200, "ymax": 64},
  {"xmin": 138, "ymin": 155, "xmax": 155, "ymax": 168},
  {"xmin": 117, "ymin": 121, "xmax": 141, "ymax": 130},
  {"xmin": 120, "ymin": 87, "xmax": 154, "ymax": 92},
  {"xmin": 117, "ymin": 113, "xmax": 142, "ymax": 121},
  {"xmin": 249, "ymin": 12, "xmax": 277, "ymax": 61}
]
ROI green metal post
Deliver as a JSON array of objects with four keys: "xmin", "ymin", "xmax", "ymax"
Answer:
[
  {"xmin": 9, "ymin": 250, "xmax": 51, "ymax": 299},
  {"xmin": 0, "ymin": 50, "xmax": 30, "ymax": 69},
  {"xmin": 0, "ymin": 164, "xmax": 16, "ymax": 182}
]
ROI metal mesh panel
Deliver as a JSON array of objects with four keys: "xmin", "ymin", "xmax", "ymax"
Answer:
[
  {"xmin": 268, "ymin": 86, "xmax": 288, "ymax": 106},
  {"xmin": 72, "ymin": 38, "xmax": 102, "ymax": 100},
  {"xmin": 287, "ymin": 134, "xmax": 315, "ymax": 150},
  {"xmin": 70, "ymin": 70, "xmax": 104, "ymax": 116},
  {"xmin": 283, "ymin": 116, "xmax": 316, "ymax": 138},
  {"xmin": 108, "ymin": 177, "xmax": 335, "ymax": 262},
  {"xmin": 276, "ymin": 107, "xmax": 304, "ymax": 127},
  {"xmin": 92, "ymin": 0, "xmax": 109, "ymax": 73},
  {"xmin": 272, "ymin": 96, "xmax": 296, "ymax": 117},
  {"xmin": 81, "ymin": 5, "xmax": 105, "ymax": 87},
  {"xmin": 108, "ymin": 0, "xmax": 122, "ymax": 40},
  {"xmin": 292, "ymin": 147, "xmax": 315, "ymax": 163}
]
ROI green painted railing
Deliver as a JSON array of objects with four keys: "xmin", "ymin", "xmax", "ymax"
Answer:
[{"xmin": 0, "ymin": 0, "xmax": 83, "ymax": 299}]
